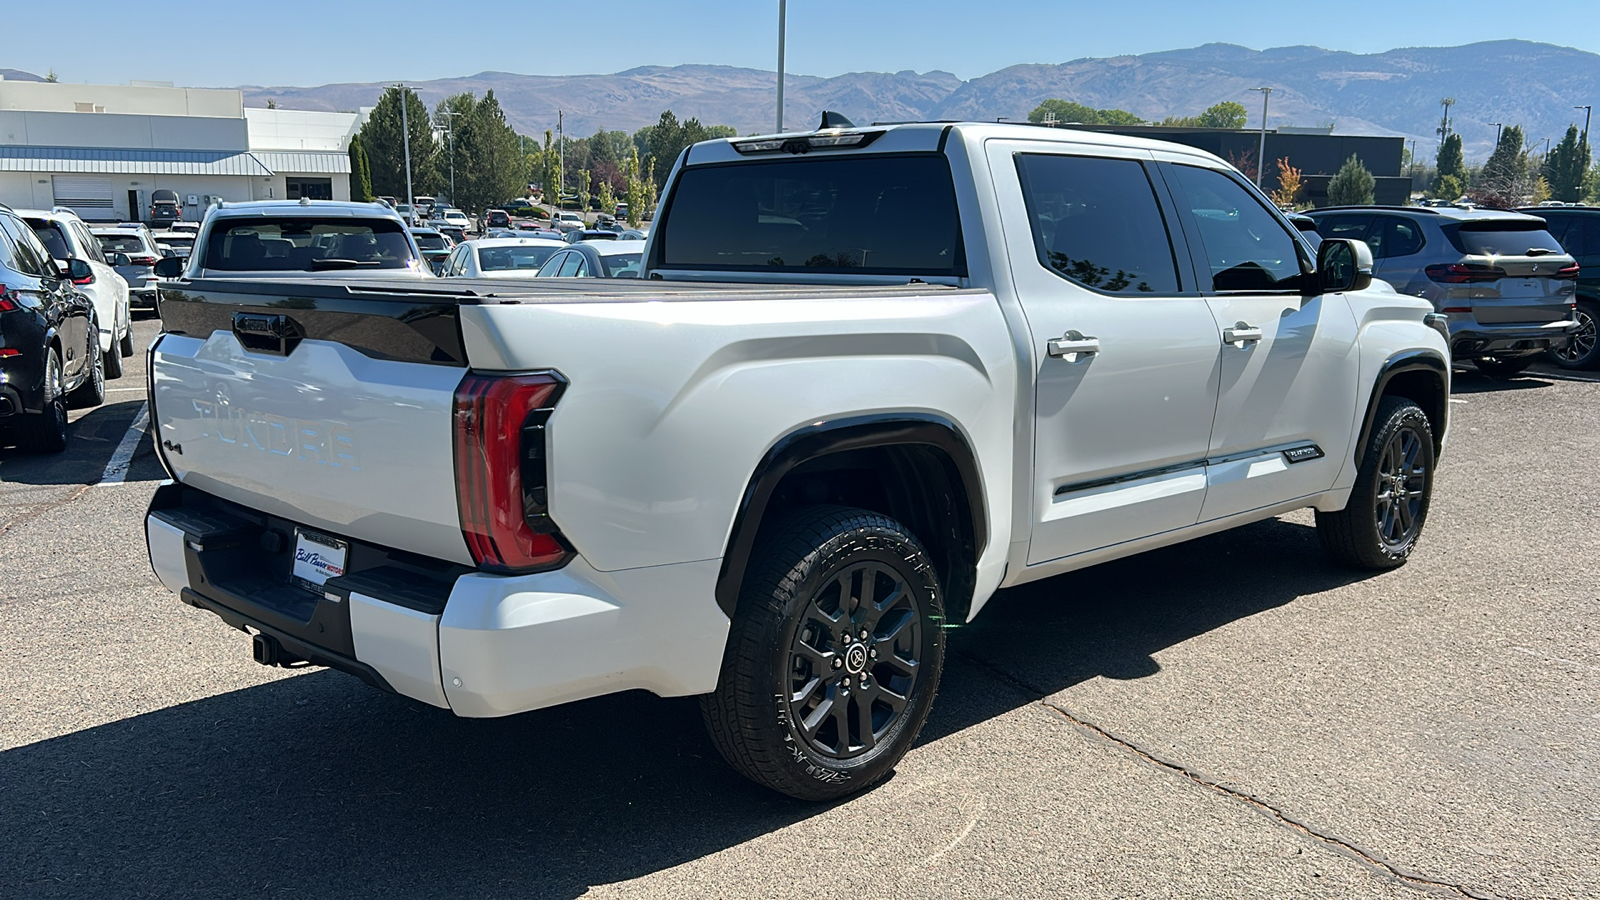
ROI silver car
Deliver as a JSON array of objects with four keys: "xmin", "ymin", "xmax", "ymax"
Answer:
[
  {"xmin": 91, "ymin": 224, "xmax": 163, "ymax": 309},
  {"xmin": 1309, "ymin": 206, "xmax": 1580, "ymax": 378}
]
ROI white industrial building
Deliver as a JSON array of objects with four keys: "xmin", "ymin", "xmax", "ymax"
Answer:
[{"xmin": 0, "ymin": 79, "xmax": 364, "ymax": 222}]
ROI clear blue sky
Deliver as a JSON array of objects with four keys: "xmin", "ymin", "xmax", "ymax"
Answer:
[{"xmin": 7, "ymin": 0, "xmax": 1599, "ymax": 86}]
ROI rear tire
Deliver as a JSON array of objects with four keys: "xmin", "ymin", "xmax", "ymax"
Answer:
[
  {"xmin": 1316, "ymin": 396, "xmax": 1435, "ymax": 569},
  {"xmin": 1473, "ymin": 355, "xmax": 1536, "ymax": 379},
  {"xmin": 1547, "ymin": 300, "xmax": 1599, "ymax": 370},
  {"xmin": 19, "ymin": 348, "xmax": 68, "ymax": 454},
  {"xmin": 700, "ymin": 506, "xmax": 946, "ymax": 801},
  {"xmin": 68, "ymin": 329, "xmax": 106, "ymax": 409}
]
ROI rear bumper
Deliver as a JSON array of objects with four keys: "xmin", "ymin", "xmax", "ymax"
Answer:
[
  {"xmin": 146, "ymin": 482, "xmax": 729, "ymax": 716},
  {"xmin": 1449, "ymin": 316, "xmax": 1579, "ymax": 357}
]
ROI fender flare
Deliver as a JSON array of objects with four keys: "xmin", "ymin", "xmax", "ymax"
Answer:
[
  {"xmin": 1355, "ymin": 349, "xmax": 1449, "ymax": 462},
  {"xmin": 714, "ymin": 413, "xmax": 988, "ymax": 618}
]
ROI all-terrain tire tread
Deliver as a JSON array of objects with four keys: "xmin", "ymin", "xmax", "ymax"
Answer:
[{"xmin": 1316, "ymin": 396, "xmax": 1433, "ymax": 570}]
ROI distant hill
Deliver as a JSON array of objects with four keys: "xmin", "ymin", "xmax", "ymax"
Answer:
[
  {"xmin": 0, "ymin": 69, "xmax": 45, "ymax": 82},
  {"xmin": 228, "ymin": 40, "xmax": 1600, "ymax": 161}
]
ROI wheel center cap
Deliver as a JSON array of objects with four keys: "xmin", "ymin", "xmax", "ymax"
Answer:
[{"xmin": 844, "ymin": 643, "xmax": 868, "ymax": 675}]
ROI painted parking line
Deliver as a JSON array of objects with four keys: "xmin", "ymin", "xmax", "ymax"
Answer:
[{"xmin": 98, "ymin": 402, "xmax": 149, "ymax": 485}]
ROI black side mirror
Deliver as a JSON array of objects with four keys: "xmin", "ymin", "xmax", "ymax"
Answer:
[
  {"xmin": 66, "ymin": 258, "xmax": 94, "ymax": 282},
  {"xmin": 153, "ymin": 257, "xmax": 185, "ymax": 278},
  {"xmin": 51, "ymin": 258, "xmax": 71, "ymax": 279},
  {"xmin": 1315, "ymin": 238, "xmax": 1374, "ymax": 293},
  {"xmin": 109, "ymin": 251, "xmax": 132, "ymax": 267}
]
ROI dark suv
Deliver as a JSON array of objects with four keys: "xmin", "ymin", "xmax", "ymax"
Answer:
[
  {"xmin": 485, "ymin": 208, "xmax": 511, "ymax": 230},
  {"xmin": 1518, "ymin": 206, "xmax": 1599, "ymax": 370},
  {"xmin": 0, "ymin": 204, "xmax": 105, "ymax": 453},
  {"xmin": 149, "ymin": 189, "xmax": 182, "ymax": 227},
  {"xmin": 1309, "ymin": 206, "xmax": 1580, "ymax": 377}
]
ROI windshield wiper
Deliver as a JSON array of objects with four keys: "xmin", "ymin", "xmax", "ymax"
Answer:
[
  {"xmin": 1526, "ymin": 248, "xmax": 1555, "ymax": 256},
  {"xmin": 310, "ymin": 258, "xmax": 383, "ymax": 270}
]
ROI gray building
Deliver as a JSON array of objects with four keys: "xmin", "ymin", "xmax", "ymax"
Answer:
[{"xmin": 0, "ymin": 79, "xmax": 362, "ymax": 222}]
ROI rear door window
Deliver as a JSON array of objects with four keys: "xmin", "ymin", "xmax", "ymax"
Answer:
[
  {"xmin": 556, "ymin": 252, "xmax": 581, "ymax": 277},
  {"xmin": 1014, "ymin": 153, "xmax": 1181, "ymax": 294},
  {"xmin": 0, "ymin": 213, "xmax": 52, "ymax": 277},
  {"xmin": 656, "ymin": 154, "xmax": 964, "ymax": 275},
  {"xmin": 1314, "ymin": 215, "xmax": 1374, "ymax": 246},
  {"xmin": 1376, "ymin": 216, "xmax": 1425, "ymax": 258}
]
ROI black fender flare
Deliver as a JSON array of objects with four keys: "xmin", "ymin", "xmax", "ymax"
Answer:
[
  {"xmin": 715, "ymin": 413, "xmax": 987, "ymax": 619},
  {"xmin": 1355, "ymin": 349, "xmax": 1449, "ymax": 463}
]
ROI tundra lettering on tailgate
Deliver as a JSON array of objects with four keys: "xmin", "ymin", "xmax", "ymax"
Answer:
[{"xmin": 190, "ymin": 396, "xmax": 361, "ymax": 470}]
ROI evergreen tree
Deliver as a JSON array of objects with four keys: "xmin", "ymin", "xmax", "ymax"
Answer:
[
  {"xmin": 1473, "ymin": 125, "xmax": 1538, "ymax": 208},
  {"xmin": 1327, "ymin": 154, "xmax": 1376, "ymax": 205},
  {"xmin": 624, "ymin": 147, "xmax": 647, "ymax": 227},
  {"xmin": 1481, "ymin": 125, "xmax": 1527, "ymax": 183},
  {"xmin": 358, "ymin": 86, "xmax": 440, "ymax": 201},
  {"xmin": 1543, "ymin": 124, "xmax": 1591, "ymax": 203},
  {"xmin": 1432, "ymin": 134, "xmax": 1466, "ymax": 195},
  {"xmin": 347, "ymin": 134, "xmax": 373, "ymax": 202}
]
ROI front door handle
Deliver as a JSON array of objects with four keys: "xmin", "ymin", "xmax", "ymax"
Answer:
[
  {"xmin": 1047, "ymin": 330, "xmax": 1100, "ymax": 361},
  {"xmin": 1223, "ymin": 323, "xmax": 1264, "ymax": 346}
]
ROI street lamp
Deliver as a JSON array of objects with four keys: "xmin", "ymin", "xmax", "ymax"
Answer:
[
  {"xmin": 438, "ymin": 109, "xmax": 462, "ymax": 208},
  {"xmin": 1249, "ymin": 87, "xmax": 1272, "ymax": 187},
  {"xmin": 776, "ymin": 0, "xmax": 787, "ymax": 132},
  {"xmin": 395, "ymin": 84, "xmax": 414, "ymax": 223},
  {"xmin": 1489, "ymin": 122, "xmax": 1503, "ymax": 146}
]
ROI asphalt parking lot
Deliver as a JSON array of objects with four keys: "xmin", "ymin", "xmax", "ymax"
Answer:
[{"xmin": 2, "ymin": 313, "xmax": 1597, "ymax": 899}]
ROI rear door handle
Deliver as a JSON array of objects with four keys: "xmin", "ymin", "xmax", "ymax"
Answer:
[
  {"xmin": 1223, "ymin": 323, "xmax": 1264, "ymax": 345},
  {"xmin": 1047, "ymin": 330, "xmax": 1100, "ymax": 361}
]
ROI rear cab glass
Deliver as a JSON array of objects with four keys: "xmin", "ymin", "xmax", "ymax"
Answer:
[
  {"xmin": 202, "ymin": 217, "xmax": 415, "ymax": 271},
  {"xmin": 653, "ymin": 154, "xmax": 964, "ymax": 277}
]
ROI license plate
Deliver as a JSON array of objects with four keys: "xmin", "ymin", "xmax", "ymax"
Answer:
[{"xmin": 291, "ymin": 528, "xmax": 348, "ymax": 592}]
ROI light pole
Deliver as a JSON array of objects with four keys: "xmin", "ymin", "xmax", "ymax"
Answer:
[
  {"xmin": 1249, "ymin": 87, "xmax": 1272, "ymax": 187},
  {"xmin": 438, "ymin": 109, "xmax": 461, "ymax": 208},
  {"xmin": 776, "ymin": 0, "xmax": 787, "ymax": 132},
  {"xmin": 557, "ymin": 110, "xmax": 564, "ymax": 213},
  {"xmin": 1577, "ymin": 105, "xmax": 1592, "ymax": 162},
  {"xmin": 1437, "ymin": 97, "xmax": 1456, "ymax": 142},
  {"xmin": 1489, "ymin": 122, "xmax": 1503, "ymax": 147},
  {"xmin": 396, "ymin": 84, "xmax": 414, "ymax": 224}
]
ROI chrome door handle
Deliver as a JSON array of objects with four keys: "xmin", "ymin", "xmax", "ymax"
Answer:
[
  {"xmin": 1223, "ymin": 323, "xmax": 1264, "ymax": 345},
  {"xmin": 1047, "ymin": 330, "xmax": 1100, "ymax": 361}
]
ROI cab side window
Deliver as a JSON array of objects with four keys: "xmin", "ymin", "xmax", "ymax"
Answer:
[
  {"xmin": 1015, "ymin": 154, "xmax": 1181, "ymax": 294},
  {"xmin": 1169, "ymin": 165, "xmax": 1304, "ymax": 292}
]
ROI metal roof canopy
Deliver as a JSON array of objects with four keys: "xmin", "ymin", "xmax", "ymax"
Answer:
[
  {"xmin": 0, "ymin": 146, "xmax": 274, "ymax": 176},
  {"xmin": 251, "ymin": 150, "xmax": 351, "ymax": 175}
]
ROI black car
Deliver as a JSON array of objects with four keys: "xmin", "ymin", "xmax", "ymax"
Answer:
[
  {"xmin": 1518, "ymin": 206, "xmax": 1600, "ymax": 370},
  {"xmin": 149, "ymin": 189, "xmax": 182, "ymax": 227},
  {"xmin": 0, "ymin": 205, "xmax": 104, "ymax": 453},
  {"xmin": 485, "ymin": 209, "xmax": 511, "ymax": 230}
]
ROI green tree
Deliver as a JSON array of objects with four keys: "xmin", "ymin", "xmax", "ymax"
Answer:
[
  {"xmin": 1481, "ymin": 124, "xmax": 1527, "ymax": 183},
  {"xmin": 1432, "ymin": 133, "xmax": 1466, "ymax": 195},
  {"xmin": 1028, "ymin": 99, "xmax": 1144, "ymax": 126},
  {"xmin": 1196, "ymin": 101, "xmax": 1249, "ymax": 129},
  {"xmin": 1434, "ymin": 174, "xmax": 1464, "ymax": 203},
  {"xmin": 44, "ymin": 69, "xmax": 58, "ymax": 83},
  {"xmin": 1471, "ymin": 124, "xmax": 1537, "ymax": 208},
  {"xmin": 596, "ymin": 179, "xmax": 615, "ymax": 219},
  {"xmin": 358, "ymin": 86, "xmax": 440, "ymax": 201},
  {"xmin": 466, "ymin": 90, "xmax": 526, "ymax": 210},
  {"xmin": 576, "ymin": 169, "xmax": 591, "ymax": 213},
  {"xmin": 1327, "ymin": 154, "xmax": 1376, "ymax": 205},
  {"xmin": 1543, "ymin": 124, "xmax": 1591, "ymax": 203},
  {"xmin": 347, "ymin": 134, "xmax": 373, "ymax": 202},
  {"xmin": 1585, "ymin": 165, "xmax": 1600, "ymax": 205}
]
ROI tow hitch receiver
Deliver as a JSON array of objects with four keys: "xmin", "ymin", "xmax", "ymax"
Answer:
[{"xmin": 251, "ymin": 632, "xmax": 304, "ymax": 668}]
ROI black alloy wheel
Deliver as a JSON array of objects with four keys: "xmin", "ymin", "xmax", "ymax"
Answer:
[
  {"xmin": 21, "ymin": 348, "xmax": 68, "ymax": 454},
  {"xmin": 701, "ymin": 506, "xmax": 945, "ymax": 801},
  {"xmin": 1548, "ymin": 300, "xmax": 1599, "ymax": 370},
  {"xmin": 1316, "ymin": 396, "xmax": 1435, "ymax": 569},
  {"xmin": 786, "ymin": 561, "xmax": 925, "ymax": 760},
  {"xmin": 1373, "ymin": 425, "xmax": 1428, "ymax": 551}
]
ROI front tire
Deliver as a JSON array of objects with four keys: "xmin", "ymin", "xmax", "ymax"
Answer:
[
  {"xmin": 1316, "ymin": 396, "xmax": 1435, "ymax": 569},
  {"xmin": 700, "ymin": 506, "xmax": 946, "ymax": 801}
]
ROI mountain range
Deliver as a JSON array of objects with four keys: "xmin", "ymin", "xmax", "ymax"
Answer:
[{"xmin": 8, "ymin": 41, "xmax": 1598, "ymax": 161}]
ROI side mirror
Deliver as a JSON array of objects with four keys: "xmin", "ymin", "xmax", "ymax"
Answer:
[
  {"xmin": 52, "ymin": 257, "xmax": 71, "ymax": 279},
  {"xmin": 153, "ymin": 257, "xmax": 185, "ymax": 278},
  {"xmin": 1316, "ymin": 238, "xmax": 1374, "ymax": 293},
  {"xmin": 109, "ymin": 251, "xmax": 132, "ymax": 267},
  {"xmin": 66, "ymin": 258, "xmax": 94, "ymax": 282}
]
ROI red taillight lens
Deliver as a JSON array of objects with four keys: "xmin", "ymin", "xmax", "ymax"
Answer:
[
  {"xmin": 1426, "ymin": 263, "xmax": 1507, "ymax": 284},
  {"xmin": 0, "ymin": 286, "xmax": 14, "ymax": 312},
  {"xmin": 1555, "ymin": 263, "xmax": 1581, "ymax": 280},
  {"xmin": 73, "ymin": 273, "xmax": 94, "ymax": 285},
  {"xmin": 453, "ymin": 371, "xmax": 572, "ymax": 572},
  {"xmin": 130, "ymin": 255, "xmax": 159, "ymax": 267},
  {"xmin": 0, "ymin": 348, "xmax": 19, "ymax": 357}
]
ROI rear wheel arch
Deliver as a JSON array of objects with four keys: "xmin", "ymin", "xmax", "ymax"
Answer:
[
  {"xmin": 716, "ymin": 414, "xmax": 987, "ymax": 626},
  {"xmin": 1357, "ymin": 351, "xmax": 1447, "ymax": 463}
]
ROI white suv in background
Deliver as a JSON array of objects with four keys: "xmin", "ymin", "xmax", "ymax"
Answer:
[{"xmin": 20, "ymin": 208, "xmax": 135, "ymax": 378}]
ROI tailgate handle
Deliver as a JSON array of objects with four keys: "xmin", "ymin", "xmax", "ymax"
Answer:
[{"xmin": 232, "ymin": 312, "xmax": 303, "ymax": 356}]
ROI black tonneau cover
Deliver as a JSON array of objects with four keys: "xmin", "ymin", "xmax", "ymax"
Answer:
[{"xmin": 157, "ymin": 276, "xmax": 969, "ymax": 366}]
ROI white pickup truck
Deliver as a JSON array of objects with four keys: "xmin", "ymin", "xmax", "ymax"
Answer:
[{"xmin": 144, "ymin": 121, "xmax": 1450, "ymax": 800}]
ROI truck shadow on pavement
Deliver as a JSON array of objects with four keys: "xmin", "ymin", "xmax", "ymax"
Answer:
[
  {"xmin": 2, "ymin": 519, "xmax": 1371, "ymax": 899},
  {"xmin": 0, "ymin": 399, "xmax": 159, "ymax": 486}
]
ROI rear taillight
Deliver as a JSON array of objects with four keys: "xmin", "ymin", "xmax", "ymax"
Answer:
[
  {"xmin": 130, "ymin": 255, "xmax": 159, "ymax": 267},
  {"xmin": 1426, "ymin": 263, "xmax": 1507, "ymax": 284},
  {"xmin": 73, "ymin": 273, "xmax": 94, "ymax": 286},
  {"xmin": 1555, "ymin": 263, "xmax": 1581, "ymax": 280},
  {"xmin": 453, "ymin": 371, "xmax": 572, "ymax": 573},
  {"xmin": 0, "ymin": 286, "xmax": 14, "ymax": 311}
]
